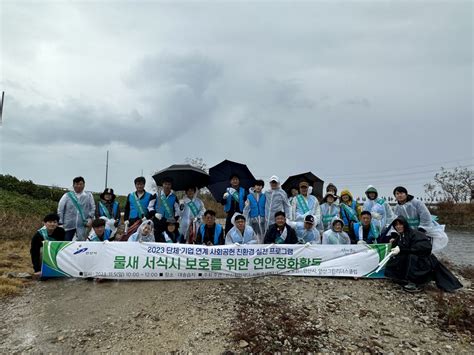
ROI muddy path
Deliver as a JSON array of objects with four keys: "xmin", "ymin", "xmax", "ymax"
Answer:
[{"xmin": 1, "ymin": 276, "xmax": 473, "ymax": 353}]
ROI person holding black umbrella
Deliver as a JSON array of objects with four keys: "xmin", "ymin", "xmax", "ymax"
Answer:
[
  {"xmin": 221, "ymin": 174, "xmax": 246, "ymax": 234},
  {"xmin": 148, "ymin": 177, "xmax": 180, "ymax": 240}
]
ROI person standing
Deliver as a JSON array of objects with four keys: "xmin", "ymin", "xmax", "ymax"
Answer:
[
  {"xmin": 57, "ymin": 176, "xmax": 95, "ymax": 241},
  {"xmin": 124, "ymin": 177, "xmax": 152, "ymax": 227},
  {"xmin": 221, "ymin": 174, "xmax": 246, "ymax": 235},
  {"xmin": 264, "ymin": 175, "xmax": 291, "ymax": 233}
]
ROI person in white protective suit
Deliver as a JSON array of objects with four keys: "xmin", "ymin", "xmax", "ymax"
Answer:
[
  {"xmin": 318, "ymin": 193, "xmax": 340, "ymax": 233},
  {"xmin": 179, "ymin": 186, "xmax": 205, "ymax": 243},
  {"xmin": 322, "ymin": 217, "xmax": 351, "ymax": 245},
  {"xmin": 363, "ymin": 185, "xmax": 395, "ymax": 231},
  {"xmin": 392, "ymin": 186, "xmax": 448, "ymax": 252},
  {"xmin": 287, "ymin": 214, "xmax": 320, "ymax": 244},
  {"xmin": 291, "ymin": 180, "xmax": 321, "ymax": 226},
  {"xmin": 128, "ymin": 219, "xmax": 155, "ymax": 242},
  {"xmin": 264, "ymin": 175, "xmax": 291, "ymax": 233},
  {"xmin": 225, "ymin": 214, "xmax": 258, "ymax": 245}
]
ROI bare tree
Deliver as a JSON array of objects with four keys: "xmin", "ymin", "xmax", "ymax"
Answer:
[
  {"xmin": 433, "ymin": 166, "xmax": 473, "ymax": 203},
  {"xmin": 423, "ymin": 182, "xmax": 439, "ymax": 202},
  {"xmin": 185, "ymin": 157, "xmax": 208, "ymax": 173}
]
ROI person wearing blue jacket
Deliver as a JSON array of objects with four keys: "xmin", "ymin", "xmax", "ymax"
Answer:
[
  {"xmin": 349, "ymin": 211, "xmax": 379, "ymax": 244},
  {"xmin": 86, "ymin": 218, "xmax": 113, "ymax": 242},
  {"xmin": 149, "ymin": 177, "xmax": 180, "ymax": 238},
  {"xmin": 221, "ymin": 174, "xmax": 246, "ymax": 235},
  {"xmin": 243, "ymin": 179, "xmax": 266, "ymax": 243},
  {"xmin": 124, "ymin": 177, "xmax": 152, "ymax": 227}
]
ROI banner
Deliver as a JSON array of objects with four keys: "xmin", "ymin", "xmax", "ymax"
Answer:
[{"xmin": 41, "ymin": 242, "xmax": 391, "ymax": 279}]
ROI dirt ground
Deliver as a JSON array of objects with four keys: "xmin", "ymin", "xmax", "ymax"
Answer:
[{"xmin": 1, "ymin": 274, "xmax": 473, "ymax": 353}]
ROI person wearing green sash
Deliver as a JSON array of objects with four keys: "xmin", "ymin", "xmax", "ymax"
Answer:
[
  {"xmin": 30, "ymin": 213, "xmax": 65, "ymax": 276},
  {"xmin": 179, "ymin": 186, "xmax": 205, "ymax": 243},
  {"xmin": 264, "ymin": 211, "xmax": 297, "ymax": 244},
  {"xmin": 57, "ymin": 176, "xmax": 95, "ymax": 241},
  {"xmin": 96, "ymin": 188, "xmax": 121, "ymax": 228},
  {"xmin": 124, "ymin": 177, "xmax": 152, "ymax": 227},
  {"xmin": 149, "ymin": 177, "xmax": 180, "ymax": 240},
  {"xmin": 318, "ymin": 192, "xmax": 340, "ymax": 233},
  {"xmin": 291, "ymin": 180, "xmax": 321, "ymax": 225},
  {"xmin": 393, "ymin": 186, "xmax": 433, "ymax": 231},
  {"xmin": 339, "ymin": 189, "xmax": 361, "ymax": 233},
  {"xmin": 222, "ymin": 174, "xmax": 246, "ymax": 235}
]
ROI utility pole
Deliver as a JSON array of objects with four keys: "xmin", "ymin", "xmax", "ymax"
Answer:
[
  {"xmin": 0, "ymin": 91, "xmax": 4, "ymax": 125},
  {"xmin": 105, "ymin": 150, "xmax": 109, "ymax": 188}
]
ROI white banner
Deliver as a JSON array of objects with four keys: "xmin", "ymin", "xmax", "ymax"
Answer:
[{"xmin": 42, "ymin": 241, "xmax": 391, "ymax": 279}]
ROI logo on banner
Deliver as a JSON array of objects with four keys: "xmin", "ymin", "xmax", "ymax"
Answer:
[{"xmin": 73, "ymin": 246, "xmax": 88, "ymax": 255}]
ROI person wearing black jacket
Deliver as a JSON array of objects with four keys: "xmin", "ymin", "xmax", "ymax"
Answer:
[
  {"xmin": 264, "ymin": 211, "xmax": 298, "ymax": 244},
  {"xmin": 384, "ymin": 216, "xmax": 462, "ymax": 293},
  {"xmin": 30, "ymin": 213, "xmax": 65, "ymax": 275},
  {"xmin": 156, "ymin": 219, "xmax": 184, "ymax": 243}
]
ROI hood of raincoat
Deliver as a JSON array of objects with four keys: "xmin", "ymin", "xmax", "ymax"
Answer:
[
  {"xmin": 389, "ymin": 215, "xmax": 411, "ymax": 233},
  {"xmin": 365, "ymin": 185, "xmax": 378, "ymax": 199},
  {"xmin": 339, "ymin": 189, "xmax": 354, "ymax": 203},
  {"xmin": 331, "ymin": 217, "xmax": 344, "ymax": 231}
]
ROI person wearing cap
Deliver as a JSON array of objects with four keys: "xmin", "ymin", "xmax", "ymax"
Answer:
[
  {"xmin": 225, "ymin": 214, "xmax": 257, "ymax": 245},
  {"xmin": 291, "ymin": 180, "xmax": 321, "ymax": 225},
  {"xmin": 383, "ymin": 216, "xmax": 462, "ymax": 293},
  {"xmin": 195, "ymin": 210, "xmax": 225, "ymax": 245},
  {"xmin": 156, "ymin": 218, "xmax": 183, "ymax": 243},
  {"xmin": 31, "ymin": 213, "xmax": 66, "ymax": 276},
  {"xmin": 264, "ymin": 175, "xmax": 291, "ymax": 233},
  {"xmin": 349, "ymin": 211, "xmax": 379, "ymax": 244},
  {"xmin": 392, "ymin": 186, "xmax": 433, "ymax": 231},
  {"xmin": 221, "ymin": 174, "xmax": 246, "ymax": 235},
  {"xmin": 319, "ymin": 193, "xmax": 340, "ymax": 233},
  {"xmin": 96, "ymin": 188, "xmax": 121, "ymax": 228},
  {"xmin": 243, "ymin": 179, "xmax": 266, "ymax": 242},
  {"xmin": 321, "ymin": 217, "xmax": 351, "ymax": 244},
  {"xmin": 339, "ymin": 189, "xmax": 361, "ymax": 233},
  {"xmin": 128, "ymin": 219, "xmax": 155, "ymax": 242},
  {"xmin": 363, "ymin": 185, "xmax": 394, "ymax": 231},
  {"xmin": 149, "ymin": 177, "xmax": 180, "ymax": 238},
  {"xmin": 264, "ymin": 211, "xmax": 297, "ymax": 244},
  {"xmin": 124, "ymin": 177, "xmax": 152, "ymax": 227},
  {"xmin": 287, "ymin": 215, "xmax": 320, "ymax": 244},
  {"xmin": 57, "ymin": 176, "xmax": 95, "ymax": 241},
  {"xmin": 179, "ymin": 186, "xmax": 205, "ymax": 243},
  {"xmin": 87, "ymin": 218, "xmax": 113, "ymax": 242}
]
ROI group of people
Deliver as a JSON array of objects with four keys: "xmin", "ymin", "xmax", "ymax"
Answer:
[{"xmin": 30, "ymin": 174, "xmax": 462, "ymax": 293}]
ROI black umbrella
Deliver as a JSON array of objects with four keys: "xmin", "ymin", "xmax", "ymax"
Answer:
[
  {"xmin": 282, "ymin": 172, "xmax": 325, "ymax": 200},
  {"xmin": 208, "ymin": 160, "xmax": 256, "ymax": 201},
  {"xmin": 152, "ymin": 164, "xmax": 209, "ymax": 191}
]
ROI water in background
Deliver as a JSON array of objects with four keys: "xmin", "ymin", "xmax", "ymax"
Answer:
[{"xmin": 436, "ymin": 230, "xmax": 473, "ymax": 266}]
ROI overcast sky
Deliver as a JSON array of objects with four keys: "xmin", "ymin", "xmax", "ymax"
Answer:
[{"xmin": 1, "ymin": 0, "xmax": 472, "ymax": 198}]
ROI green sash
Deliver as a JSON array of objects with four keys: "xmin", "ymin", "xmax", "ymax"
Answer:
[
  {"xmin": 369, "ymin": 223, "xmax": 380, "ymax": 241},
  {"xmin": 296, "ymin": 194, "xmax": 310, "ymax": 214},
  {"xmin": 159, "ymin": 193, "xmax": 173, "ymax": 218},
  {"xmin": 341, "ymin": 203, "xmax": 358, "ymax": 223},
  {"xmin": 376, "ymin": 198, "xmax": 385, "ymax": 206},
  {"xmin": 38, "ymin": 227, "xmax": 55, "ymax": 241},
  {"xmin": 231, "ymin": 190, "xmax": 240, "ymax": 203},
  {"xmin": 406, "ymin": 217, "xmax": 420, "ymax": 228},
  {"xmin": 323, "ymin": 214, "xmax": 336, "ymax": 224},
  {"xmin": 67, "ymin": 192, "xmax": 86, "ymax": 224},
  {"xmin": 99, "ymin": 201, "xmax": 112, "ymax": 219},
  {"xmin": 275, "ymin": 236, "xmax": 285, "ymax": 244},
  {"xmin": 131, "ymin": 193, "xmax": 146, "ymax": 218},
  {"xmin": 187, "ymin": 200, "xmax": 199, "ymax": 217}
]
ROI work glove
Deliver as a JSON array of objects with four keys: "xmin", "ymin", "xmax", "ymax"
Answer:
[
  {"xmin": 391, "ymin": 246, "xmax": 401, "ymax": 255},
  {"xmin": 228, "ymin": 187, "xmax": 236, "ymax": 195},
  {"xmin": 234, "ymin": 242, "xmax": 241, "ymax": 247},
  {"xmin": 155, "ymin": 213, "xmax": 162, "ymax": 220},
  {"xmin": 372, "ymin": 212, "xmax": 382, "ymax": 220},
  {"xmin": 142, "ymin": 216, "xmax": 147, "ymax": 222},
  {"xmin": 124, "ymin": 220, "xmax": 129, "ymax": 226},
  {"xmin": 357, "ymin": 240, "xmax": 367, "ymax": 245},
  {"xmin": 223, "ymin": 192, "xmax": 229, "ymax": 199}
]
